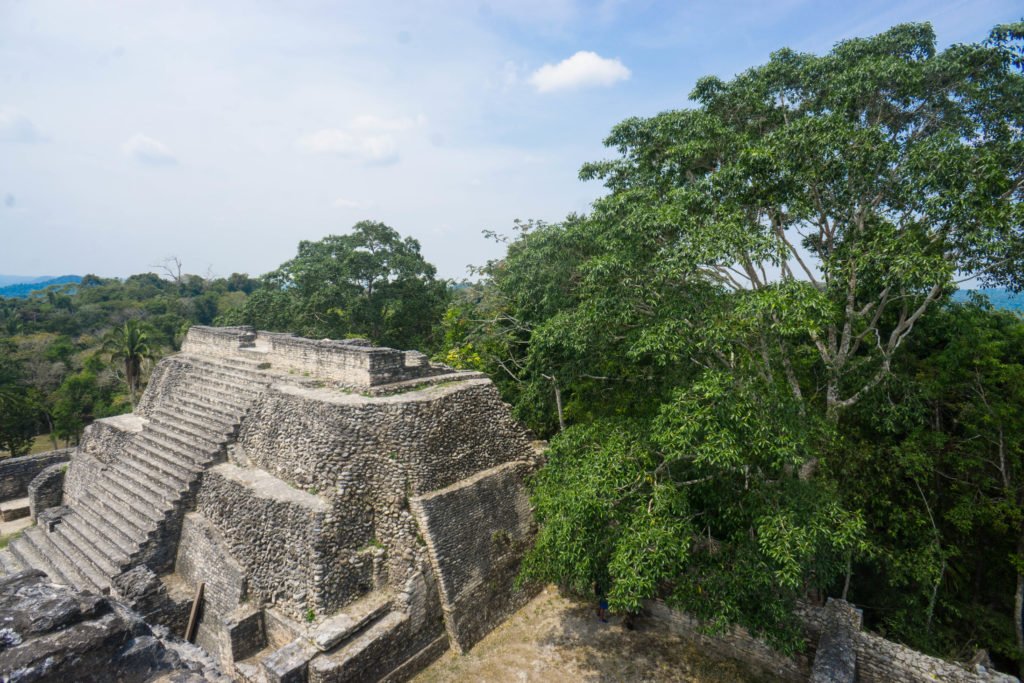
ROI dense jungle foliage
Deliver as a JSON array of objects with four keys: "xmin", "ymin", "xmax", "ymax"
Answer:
[
  {"xmin": 443, "ymin": 21, "xmax": 1024, "ymax": 676},
  {"xmin": 1, "ymin": 18, "xmax": 1022, "ymax": 678}
]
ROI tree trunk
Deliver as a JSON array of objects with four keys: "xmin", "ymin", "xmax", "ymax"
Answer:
[
  {"xmin": 1016, "ymin": 535, "xmax": 1023, "ymax": 680},
  {"xmin": 552, "ymin": 379, "xmax": 565, "ymax": 432}
]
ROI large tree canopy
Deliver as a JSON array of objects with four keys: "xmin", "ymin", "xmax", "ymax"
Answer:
[
  {"xmin": 440, "ymin": 22, "xmax": 1024, "ymax": 657},
  {"xmin": 577, "ymin": 21, "xmax": 1024, "ymax": 418},
  {"xmin": 237, "ymin": 221, "xmax": 449, "ymax": 351}
]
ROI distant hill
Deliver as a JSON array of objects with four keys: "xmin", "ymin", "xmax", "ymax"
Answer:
[
  {"xmin": 0, "ymin": 274, "xmax": 60, "ymax": 287},
  {"xmin": 0, "ymin": 275, "xmax": 82, "ymax": 299},
  {"xmin": 953, "ymin": 288, "xmax": 1024, "ymax": 312}
]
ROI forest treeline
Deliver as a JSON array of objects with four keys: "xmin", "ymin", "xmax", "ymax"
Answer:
[{"xmin": 1, "ymin": 19, "xmax": 1022, "ymax": 677}]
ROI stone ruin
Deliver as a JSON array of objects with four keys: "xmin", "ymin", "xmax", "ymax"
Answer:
[{"xmin": 0, "ymin": 326, "xmax": 543, "ymax": 682}]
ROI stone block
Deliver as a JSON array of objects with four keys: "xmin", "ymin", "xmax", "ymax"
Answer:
[{"xmin": 261, "ymin": 638, "xmax": 319, "ymax": 683}]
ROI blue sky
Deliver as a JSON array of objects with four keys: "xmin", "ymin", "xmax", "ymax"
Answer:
[{"xmin": 1, "ymin": 0, "xmax": 1020, "ymax": 280}]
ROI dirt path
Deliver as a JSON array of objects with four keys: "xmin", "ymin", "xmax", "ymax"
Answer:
[{"xmin": 413, "ymin": 587, "xmax": 776, "ymax": 683}]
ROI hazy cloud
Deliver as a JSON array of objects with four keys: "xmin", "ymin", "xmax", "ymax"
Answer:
[
  {"xmin": 123, "ymin": 134, "xmax": 178, "ymax": 166},
  {"xmin": 332, "ymin": 197, "xmax": 361, "ymax": 208},
  {"xmin": 529, "ymin": 51, "xmax": 630, "ymax": 92},
  {"xmin": 0, "ymin": 107, "xmax": 45, "ymax": 143},
  {"xmin": 299, "ymin": 115, "xmax": 424, "ymax": 165}
]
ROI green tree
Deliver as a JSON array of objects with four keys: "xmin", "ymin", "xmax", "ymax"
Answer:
[
  {"xmin": 243, "ymin": 221, "xmax": 449, "ymax": 350},
  {"xmin": 493, "ymin": 22, "xmax": 1024, "ymax": 650},
  {"xmin": 101, "ymin": 319, "xmax": 155, "ymax": 407}
]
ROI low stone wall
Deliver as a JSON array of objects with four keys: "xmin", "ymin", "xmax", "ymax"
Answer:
[
  {"xmin": 27, "ymin": 463, "xmax": 66, "ymax": 520},
  {"xmin": 409, "ymin": 460, "xmax": 538, "ymax": 653},
  {"xmin": 180, "ymin": 325, "xmax": 454, "ymax": 388},
  {"xmin": 853, "ymin": 630, "xmax": 1016, "ymax": 682},
  {"xmin": 0, "ymin": 448, "xmax": 71, "ymax": 502},
  {"xmin": 646, "ymin": 598, "xmax": 1019, "ymax": 683}
]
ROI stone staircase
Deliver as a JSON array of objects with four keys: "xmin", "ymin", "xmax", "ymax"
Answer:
[
  {"xmin": 234, "ymin": 592, "xmax": 402, "ymax": 683},
  {"xmin": 0, "ymin": 354, "xmax": 271, "ymax": 595}
]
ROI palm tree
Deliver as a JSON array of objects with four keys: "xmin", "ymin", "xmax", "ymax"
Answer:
[{"xmin": 102, "ymin": 319, "xmax": 154, "ymax": 407}]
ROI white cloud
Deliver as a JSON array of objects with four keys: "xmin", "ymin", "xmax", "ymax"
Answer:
[
  {"xmin": 0, "ymin": 106, "xmax": 45, "ymax": 143},
  {"xmin": 299, "ymin": 115, "xmax": 424, "ymax": 165},
  {"xmin": 122, "ymin": 134, "xmax": 178, "ymax": 166},
  {"xmin": 529, "ymin": 51, "xmax": 630, "ymax": 93},
  {"xmin": 332, "ymin": 197, "xmax": 361, "ymax": 208}
]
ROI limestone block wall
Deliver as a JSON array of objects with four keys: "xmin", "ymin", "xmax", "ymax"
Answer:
[
  {"xmin": 237, "ymin": 380, "xmax": 536, "ymax": 497},
  {"xmin": 409, "ymin": 460, "xmax": 538, "ymax": 653},
  {"xmin": 0, "ymin": 449, "xmax": 71, "ymax": 502}
]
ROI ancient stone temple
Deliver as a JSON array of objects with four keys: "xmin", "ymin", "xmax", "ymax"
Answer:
[{"xmin": 0, "ymin": 326, "xmax": 542, "ymax": 682}]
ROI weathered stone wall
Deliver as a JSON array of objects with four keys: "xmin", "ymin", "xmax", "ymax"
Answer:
[
  {"xmin": 27, "ymin": 462, "xmax": 66, "ymax": 520},
  {"xmin": 852, "ymin": 630, "xmax": 1016, "ymax": 682},
  {"xmin": 0, "ymin": 448, "xmax": 71, "ymax": 502},
  {"xmin": 237, "ymin": 380, "xmax": 536, "ymax": 496},
  {"xmin": 307, "ymin": 563, "xmax": 448, "ymax": 683},
  {"xmin": 195, "ymin": 463, "xmax": 335, "ymax": 620},
  {"xmin": 180, "ymin": 325, "xmax": 456, "ymax": 388},
  {"xmin": 646, "ymin": 598, "xmax": 1019, "ymax": 683},
  {"xmin": 62, "ymin": 450, "xmax": 104, "ymax": 509},
  {"xmin": 176, "ymin": 513, "xmax": 248, "ymax": 618},
  {"xmin": 409, "ymin": 460, "xmax": 538, "ymax": 653},
  {"xmin": 77, "ymin": 413, "xmax": 145, "ymax": 464},
  {"xmin": 135, "ymin": 358, "xmax": 186, "ymax": 418}
]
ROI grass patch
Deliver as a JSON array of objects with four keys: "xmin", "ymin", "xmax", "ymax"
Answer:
[
  {"xmin": 0, "ymin": 530, "xmax": 25, "ymax": 550},
  {"xmin": 0, "ymin": 433, "xmax": 61, "ymax": 458}
]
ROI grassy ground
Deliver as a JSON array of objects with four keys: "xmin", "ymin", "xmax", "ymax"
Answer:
[
  {"xmin": 0, "ymin": 433, "xmax": 62, "ymax": 458},
  {"xmin": 413, "ymin": 587, "xmax": 780, "ymax": 683}
]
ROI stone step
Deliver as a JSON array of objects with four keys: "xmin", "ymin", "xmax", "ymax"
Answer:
[
  {"xmin": 192, "ymin": 372, "xmax": 265, "ymax": 398},
  {"xmin": 50, "ymin": 523, "xmax": 115, "ymax": 590},
  {"xmin": 76, "ymin": 496, "xmax": 146, "ymax": 555},
  {"xmin": 131, "ymin": 435, "xmax": 208, "ymax": 476},
  {"xmin": 100, "ymin": 460, "xmax": 176, "ymax": 512},
  {"xmin": 93, "ymin": 476, "xmax": 167, "ymax": 529},
  {"xmin": 174, "ymin": 385, "xmax": 250, "ymax": 417},
  {"xmin": 60, "ymin": 511, "xmax": 130, "ymax": 572},
  {"xmin": 309, "ymin": 610, "xmax": 409, "ymax": 681},
  {"xmin": 9, "ymin": 530, "xmax": 72, "ymax": 587},
  {"xmin": 112, "ymin": 457, "xmax": 186, "ymax": 506},
  {"xmin": 161, "ymin": 398, "xmax": 243, "ymax": 431},
  {"xmin": 78, "ymin": 491, "xmax": 153, "ymax": 544},
  {"xmin": 150, "ymin": 405, "xmax": 235, "ymax": 442},
  {"xmin": 21, "ymin": 526, "xmax": 100, "ymax": 594},
  {"xmin": 179, "ymin": 353, "xmax": 270, "ymax": 377},
  {"xmin": 137, "ymin": 427, "xmax": 210, "ymax": 463},
  {"xmin": 176, "ymin": 378, "xmax": 258, "ymax": 405},
  {"xmin": 311, "ymin": 592, "xmax": 393, "ymax": 652},
  {"xmin": 0, "ymin": 548, "xmax": 24, "ymax": 575},
  {"xmin": 144, "ymin": 420, "xmax": 223, "ymax": 457}
]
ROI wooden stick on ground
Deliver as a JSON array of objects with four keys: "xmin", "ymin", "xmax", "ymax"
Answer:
[{"xmin": 185, "ymin": 582, "xmax": 205, "ymax": 643}]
